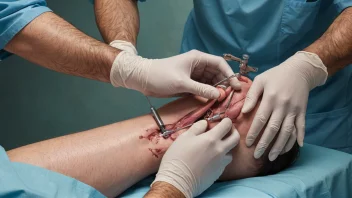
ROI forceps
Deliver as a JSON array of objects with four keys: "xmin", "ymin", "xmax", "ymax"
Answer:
[
  {"xmin": 145, "ymin": 96, "xmax": 167, "ymax": 134},
  {"xmin": 145, "ymin": 96, "xmax": 190, "ymax": 138},
  {"xmin": 207, "ymin": 54, "xmax": 258, "ymax": 122},
  {"xmin": 213, "ymin": 54, "xmax": 258, "ymax": 87}
]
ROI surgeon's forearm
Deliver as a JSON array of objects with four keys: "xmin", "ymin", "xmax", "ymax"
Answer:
[
  {"xmin": 4, "ymin": 12, "xmax": 119, "ymax": 82},
  {"xmin": 305, "ymin": 7, "xmax": 352, "ymax": 75},
  {"xmin": 144, "ymin": 182, "xmax": 185, "ymax": 198},
  {"xmin": 94, "ymin": 0, "xmax": 140, "ymax": 45}
]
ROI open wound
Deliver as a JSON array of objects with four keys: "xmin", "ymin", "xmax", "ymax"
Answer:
[{"xmin": 139, "ymin": 77, "xmax": 250, "ymax": 158}]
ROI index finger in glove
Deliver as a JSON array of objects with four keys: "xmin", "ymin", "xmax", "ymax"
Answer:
[
  {"xmin": 203, "ymin": 118, "xmax": 233, "ymax": 140},
  {"xmin": 187, "ymin": 120, "xmax": 208, "ymax": 136},
  {"xmin": 191, "ymin": 50, "xmax": 241, "ymax": 90},
  {"xmin": 222, "ymin": 127, "xmax": 240, "ymax": 153}
]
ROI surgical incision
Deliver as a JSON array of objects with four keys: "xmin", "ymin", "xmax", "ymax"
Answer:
[{"xmin": 139, "ymin": 77, "xmax": 251, "ymax": 158}]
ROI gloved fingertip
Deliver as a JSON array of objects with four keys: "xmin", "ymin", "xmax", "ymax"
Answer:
[
  {"xmin": 241, "ymin": 102, "xmax": 253, "ymax": 113},
  {"xmin": 196, "ymin": 119, "xmax": 208, "ymax": 126},
  {"xmin": 202, "ymin": 88, "xmax": 220, "ymax": 99},
  {"xmin": 231, "ymin": 81, "xmax": 242, "ymax": 90},
  {"xmin": 254, "ymin": 149, "xmax": 264, "ymax": 159},
  {"xmin": 268, "ymin": 151, "xmax": 279, "ymax": 161},
  {"xmin": 227, "ymin": 77, "xmax": 241, "ymax": 89},
  {"xmin": 231, "ymin": 128, "xmax": 240, "ymax": 145},
  {"xmin": 211, "ymin": 89, "xmax": 221, "ymax": 99},
  {"xmin": 245, "ymin": 139, "xmax": 254, "ymax": 147},
  {"xmin": 298, "ymin": 139, "xmax": 304, "ymax": 147},
  {"xmin": 189, "ymin": 120, "xmax": 208, "ymax": 135}
]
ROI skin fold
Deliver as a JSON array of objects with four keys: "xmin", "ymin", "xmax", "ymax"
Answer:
[{"xmin": 7, "ymin": 77, "xmax": 275, "ymax": 197}]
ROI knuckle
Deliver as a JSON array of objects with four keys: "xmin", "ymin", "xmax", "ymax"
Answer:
[
  {"xmin": 172, "ymin": 78, "xmax": 185, "ymax": 89},
  {"xmin": 257, "ymin": 142, "xmax": 269, "ymax": 150},
  {"xmin": 255, "ymin": 114, "xmax": 268, "ymax": 124},
  {"xmin": 292, "ymin": 105, "xmax": 301, "ymax": 113},
  {"xmin": 280, "ymin": 97, "xmax": 290, "ymax": 105},
  {"xmin": 219, "ymin": 58, "xmax": 228, "ymax": 67},
  {"xmin": 189, "ymin": 49, "xmax": 200, "ymax": 57},
  {"xmin": 283, "ymin": 124, "xmax": 295, "ymax": 134},
  {"xmin": 245, "ymin": 94, "xmax": 253, "ymax": 102},
  {"xmin": 268, "ymin": 122, "xmax": 281, "ymax": 132},
  {"xmin": 246, "ymin": 134, "xmax": 256, "ymax": 143},
  {"xmin": 205, "ymin": 136, "xmax": 217, "ymax": 146},
  {"xmin": 215, "ymin": 146, "xmax": 225, "ymax": 155},
  {"xmin": 267, "ymin": 91, "xmax": 276, "ymax": 99}
]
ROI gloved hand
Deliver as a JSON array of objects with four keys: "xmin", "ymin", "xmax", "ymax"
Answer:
[
  {"xmin": 242, "ymin": 51, "xmax": 328, "ymax": 161},
  {"xmin": 109, "ymin": 40, "xmax": 241, "ymax": 99},
  {"xmin": 152, "ymin": 118, "xmax": 240, "ymax": 198}
]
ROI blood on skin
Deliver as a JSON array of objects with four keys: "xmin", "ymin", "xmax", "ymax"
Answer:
[{"xmin": 140, "ymin": 77, "xmax": 251, "ymax": 158}]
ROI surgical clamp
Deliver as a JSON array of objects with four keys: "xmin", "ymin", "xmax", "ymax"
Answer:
[
  {"xmin": 206, "ymin": 90, "xmax": 235, "ymax": 122},
  {"xmin": 145, "ymin": 96, "xmax": 190, "ymax": 138},
  {"xmin": 223, "ymin": 54, "xmax": 258, "ymax": 78},
  {"xmin": 145, "ymin": 96, "xmax": 168, "ymax": 133},
  {"xmin": 213, "ymin": 54, "xmax": 257, "ymax": 87},
  {"xmin": 206, "ymin": 54, "xmax": 258, "ymax": 122}
]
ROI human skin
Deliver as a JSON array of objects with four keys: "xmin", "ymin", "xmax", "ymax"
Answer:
[
  {"xmin": 95, "ymin": 1, "xmax": 352, "ymax": 76},
  {"xmin": 5, "ymin": 12, "xmax": 119, "ymax": 82},
  {"xmin": 7, "ymin": 77, "xmax": 271, "ymax": 197}
]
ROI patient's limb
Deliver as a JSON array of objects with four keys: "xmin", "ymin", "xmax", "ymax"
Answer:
[
  {"xmin": 6, "ymin": 95, "xmax": 213, "ymax": 197},
  {"xmin": 145, "ymin": 182, "xmax": 185, "ymax": 198},
  {"xmin": 7, "ymin": 77, "xmax": 298, "ymax": 197}
]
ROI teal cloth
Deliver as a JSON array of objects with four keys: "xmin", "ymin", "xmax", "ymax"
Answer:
[
  {"xmin": 180, "ymin": 0, "xmax": 352, "ymax": 153},
  {"xmin": 0, "ymin": 0, "xmax": 52, "ymax": 60},
  {"xmin": 121, "ymin": 144, "xmax": 352, "ymax": 198},
  {"xmin": 0, "ymin": 146, "xmax": 105, "ymax": 198}
]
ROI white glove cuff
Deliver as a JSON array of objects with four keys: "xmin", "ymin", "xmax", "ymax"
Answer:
[
  {"xmin": 151, "ymin": 176, "xmax": 192, "ymax": 198},
  {"xmin": 110, "ymin": 51, "xmax": 151, "ymax": 89},
  {"xmin": 294, "ymin": 51, "xmax": 328, "ymax": 88},
  {"xmin": 110, "ymin": 40, "xmax": 138, "ymax": 55},
  {"xmin": 152, "ymin": 160, "xmax": 197, "ymax": 198}
]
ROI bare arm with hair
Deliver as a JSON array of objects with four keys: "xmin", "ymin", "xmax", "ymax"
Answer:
[
  {"xmin": 94, "ymin": 0, "xmax": 139, "ymax": 45},
  {"xmin": 144, "ymin": 182, "xmax": 185, "ymax": 198},
  {"xmin": 305, "ymin": 7, "xmax": 352, "ymax": 75},
  {"xmin": 4, "ymin": 12, "xmax": 119, "ymax": 82}
]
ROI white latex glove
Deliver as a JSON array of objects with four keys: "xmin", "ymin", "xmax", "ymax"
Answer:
[
  {"xmin": 152, "ymin": 118, "xmax": 240, "ymax": 198},
  {"xmin": 110, "ymin": 40, "xmax": 241, "ymax": 99},
  {"xmin": 242, "ymin": 51, "xmax": 328, "ymax": 161}
]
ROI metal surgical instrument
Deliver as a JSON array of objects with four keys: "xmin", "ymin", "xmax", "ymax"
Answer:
[
  {"xmin": 213, "ymin": 54, "xmax": 258, "ymax": 87},
  {"xmin": 145, "ymin": 96, "xmax": 191, "ymax": 138},
  {"xmin": 212, "ymin": 74, "xmax": 238, "ymax": 87},
  {"xmin": 145, "ymin": 96, "xmax": 168, "ymax": 134},
  {"xmin": 223, "ymin": 53, "xmax": 258, "ymax": 78},
  {"xmin": 161, "ymin": 123, "xmax": 194, "ymax": 138},
  {"xmin": 207, "ymin": 54, "xmax": 258, "ymax": 122}
]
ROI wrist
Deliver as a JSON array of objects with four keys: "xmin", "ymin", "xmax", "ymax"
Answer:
[
  {"xmin": 110, "ymin": 40, "xmax": 138, "ymax": 55},
  {"xmin": 290, "ymin": 51, "xmax": 328, "ymax": 89},
  {"xmin": 145, "ymin": 181, "xmax": 186, "ymax": 198},
  {"xmin": 102, "ymin": 46, "xmax": 121, "ymax": 83},
  {"xmin": 153, "ymin": 159, "xmax": 195, "ymax": 198}
]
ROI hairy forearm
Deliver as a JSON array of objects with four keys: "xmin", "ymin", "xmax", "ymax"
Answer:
[
  {"xmin": 305, "ymin": 7, "xmax": 352, "ymax": 75},
  {"xmin": 144, "ymin": 182, "xmax": 185, "ymax": 198},
  {"xmin": 4, "ymin": 12, "xmax": 119, "ymax": 82},
  {"xmin": 94, "ymin": 0, "xmax": 139, "ymax": 45}
]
